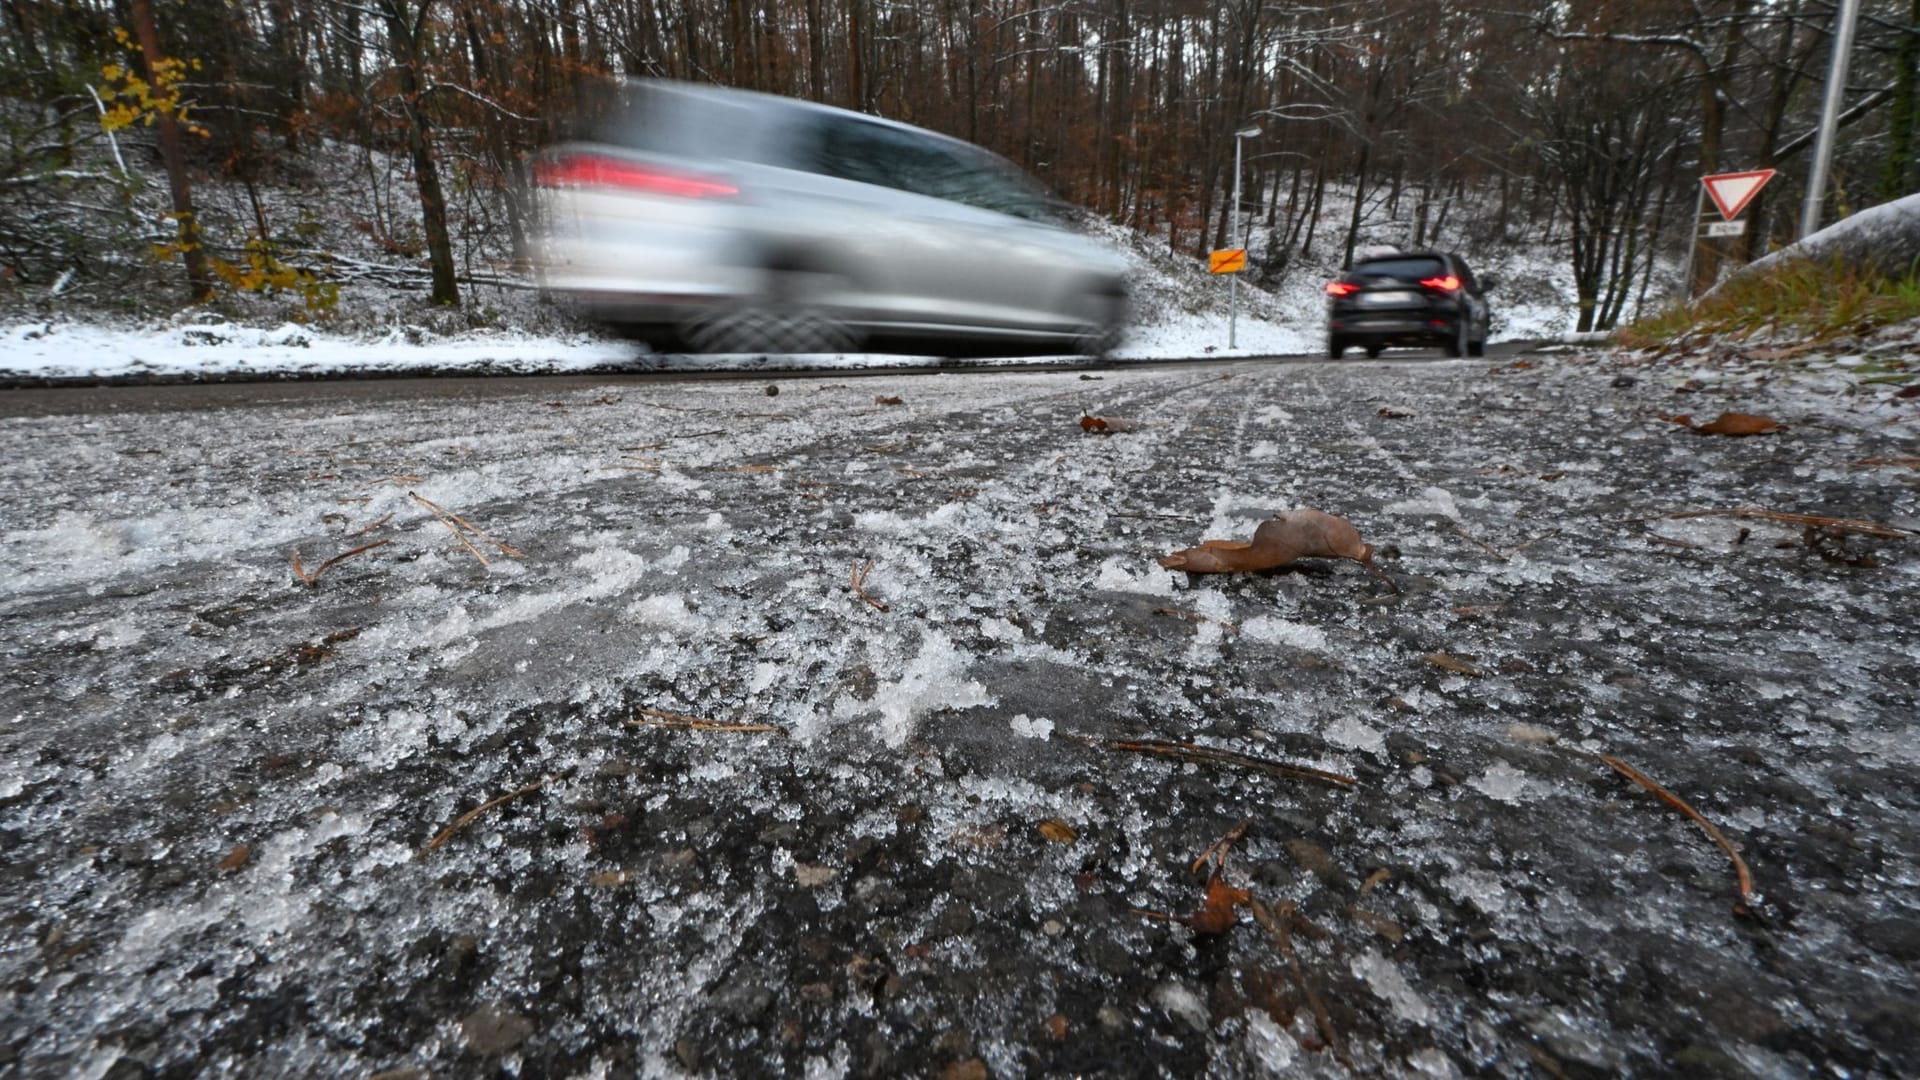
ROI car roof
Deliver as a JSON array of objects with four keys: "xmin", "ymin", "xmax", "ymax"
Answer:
[
  {"xmin": 625, "ymin": 78, "xmax": 985, "ymax": 157},
  {"xmin": 1354, "ymin": 250, "xmax": 1457, "ymax": 264}
]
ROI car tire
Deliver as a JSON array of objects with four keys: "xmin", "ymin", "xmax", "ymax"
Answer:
[
  {"xmin": 1364, "ymin": 344, "xmax": 1383, "ymax": 359},
  {"xmin": 1328, "ymin": 336, "xmax": 1345, "ymax": 360},
  {"xmin": 685, "ymin": 268, "xmax": 860, "ymax": 354},
  {"xmin": 1468, "ymin": 336, "xmax": 1486, "ymax": 358},
  {"xmin": 1074, "ymin": 290, "xmax": 1128, "ymax": 358},
  {"xmin": 1443, "ymin": 319, "xmax": 1467, "ymax": 359}
]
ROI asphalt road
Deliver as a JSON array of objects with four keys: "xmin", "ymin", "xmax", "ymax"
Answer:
[
  {"xmin": 0, "ymin": 342, "xmax": 1541, "ymax": 418},
  {"xmin": 2, "ymin": 349, "xmax": 1913, "ymax": 1079}
]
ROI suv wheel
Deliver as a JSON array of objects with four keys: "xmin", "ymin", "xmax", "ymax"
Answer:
[
  {"xmin": 685, "ymin": 269, "xmax": 860, "ymax": 354},
  {"xmin": 1364, "ymin": 344, "xmax": 1383, "ymax": 359},
  {"xmin": 1443, "ymin": 319, "xmax": 1467, "ymax": 359},
  {"xmin": 1074, "ymin": 290, "xmax": 1127, "ymax": 358},
  {"xmin": 1328, "ymin": 336, "xmax": 1346, "ymax": 360}
]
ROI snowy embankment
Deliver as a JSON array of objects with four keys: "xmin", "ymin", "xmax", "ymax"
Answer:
[{"xmin": 0, "ymin": 195, "xmax": 1591, "ymax": 382}]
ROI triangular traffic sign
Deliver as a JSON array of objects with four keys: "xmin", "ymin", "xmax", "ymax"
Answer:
[{"xmin": 1701, "ymin": 169, "xmax": 1777, "ymax": 221}]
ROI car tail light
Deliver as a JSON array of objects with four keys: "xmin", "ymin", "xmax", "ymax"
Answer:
[
  {"xmin": 1420, "ymin": 275, "xmax": 1462, "ymax": 292},
  {"xmin": 1325, "ymin": 281, "xmax": 1358, "ymax": 297},
  {"xmin": 534, "ymin": 154, "xmax": 738, "ymax": 199}
]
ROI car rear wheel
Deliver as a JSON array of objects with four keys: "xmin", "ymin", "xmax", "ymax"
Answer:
[
  {"xmin": 1328, "ymin": 336, "xmax": 1346, "ymax": 360},
  {"xmin": 1443, "ymin": 319, "xmax": 1467, "ymax": 359},
  {"xmin": 684, "ymin": 268, "xmax": 861, "ymax": 354},
  {"xmin": 1468, "ymin": 336, "xmax": 1486, "ymax": 358},
  {"xmin": 1074, "ymin": 290, "xmax": 1127, "ymax": 358},
  {"xmin": 1364, "ymin": 344, "xmax": 1383, "ymax": 359}
]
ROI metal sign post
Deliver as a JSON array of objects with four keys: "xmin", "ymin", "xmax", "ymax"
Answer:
[
  {"xmin": 1802, "ymin": 0, "xmax": 1863, "ymax": 237},
  {"xmin": 1679, "ymin": 183, "xmax": 1706, "ymax": 300},
  {"xmin": 1226, "ymin": 122, "xmax": 1260, "ymax": 350},
  {"xmin": 1682, "ymin": 169, "xmax": 1778, "ymax": 299}
]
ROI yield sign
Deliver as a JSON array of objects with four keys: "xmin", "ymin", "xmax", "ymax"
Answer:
[{"xmin": 1701, "ymin": 169, "xmax": 1776, "ymax": 221}]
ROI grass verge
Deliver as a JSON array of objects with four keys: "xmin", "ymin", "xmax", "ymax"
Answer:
[{"xmin": 1616, "ymin": 256, "xmax": 1920, "ymax": 350}]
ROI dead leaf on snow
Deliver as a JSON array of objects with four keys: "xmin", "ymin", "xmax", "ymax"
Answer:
[
  {"xmin": 1080, "ymin": 414, "xmax": 1137, "ymax": 433},
  {"xmin": 1377, "ymin": 405, "xmax": 1415, "ymax": 419},
  {"xmin": 217, "ymin": 844, "xmax": 251, "ymax": 872},
  {"xmin": 1159, "ymin": 509, "xmax": 1394, "ymax": 590},
  {"xmin": 874, "ymin": 395, "xmax": 905, "ymax": 406},
  {"xmin": 1187, "ymin": 876, "xmax": 1252, "ymax": 936},
  {"xmin": 1423, "ymin": 652, "xmax": 1484, "ymax": 677},
  {"xmin": 1694, "ymin": 412, "xmax": 1782, "ymax": 436},
  {"xmin": 1037, "ymin": 819, "xmax": 1079, "ymax": 844}
]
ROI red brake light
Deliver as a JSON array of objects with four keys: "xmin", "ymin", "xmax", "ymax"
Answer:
[
  {"xmin": 1325, "ymin": 281, "xmax": 1358, "ymax": 297},
  {"xmin": 1420, "ymin": 275, "xmax": 1462, "ymax": 292},
  {"xmin": 535, "ymin": 155, "xmax": 737, "ymax": 199}
]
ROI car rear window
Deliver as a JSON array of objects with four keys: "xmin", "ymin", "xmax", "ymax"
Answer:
[
  {"xmin": 1349, "ymin": 257, "xmax": 1446, "ymax": 280},
  {"xmin": 584, "ymin": 83, "xmax": 775, "ymax": 162}
]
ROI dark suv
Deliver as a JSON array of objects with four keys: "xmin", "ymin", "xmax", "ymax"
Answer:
[{"xmin": 1325, "ymin": 252, "xmax": 1493, "ymax": 359}]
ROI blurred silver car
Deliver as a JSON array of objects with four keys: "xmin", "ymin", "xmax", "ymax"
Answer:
[{"xmin": 532, "ymin": 80, "xmax": 1130, "ymax": 356}]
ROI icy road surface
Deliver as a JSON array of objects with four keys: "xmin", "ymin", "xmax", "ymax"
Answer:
[{"xmin": 2, "ymin": 355, "xmax": 1916, "ymax": 1078}]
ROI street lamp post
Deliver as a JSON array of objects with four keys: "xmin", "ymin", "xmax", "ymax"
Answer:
[
  {"xmin": 1800, "ymin": 0, "xmax": 1863, "ymax": 238},
  {"xmin": 1230, "ymin": 122, "xmax": 1261, "ymax": 350}
]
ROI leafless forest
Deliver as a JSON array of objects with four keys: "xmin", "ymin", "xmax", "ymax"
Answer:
[{"xmin": 3, "ymin": 0, "xmax": 1917, "ymax": 331}]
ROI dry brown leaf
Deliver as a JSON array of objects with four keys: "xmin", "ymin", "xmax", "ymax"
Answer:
[
  {"xmin": 589, "ymin": 870, "xmax": 628, "ymax": 887},
  {"xmin": 218, "ymin": 844, "xmax": 251, "ymax": 872},
  {"xmin": 1423, "ymin": 652, "xmax": 1484, "ymax": 677},
  {"xmin": 1080, "ymin": 414, "xmax": 1137, "ymax": 434},
  {"xmin": 1187, "ymin": 876, "xmax": 1251, "ymax": 936},
  {"xmin": 1893, "ymin": 383, "xmax": 1920, "ymax": 399},
  {"xmin": 1694, "ymin": 412, "xmax": 1782, "ymax": 436},
  {"xmin": 1037, "ymin": 818, "xmax": 1079, "ymax": 844},
  {"xmin": 1159, "ymin": 509, "xmax": 1380, "ymax": 579},
  {"xmin": 1377, "ymin": 405, "xmax": 1415, "ymax": 419},
  {"xmin": 874, "ymin": 395, "xmax": 905, "ymax": 406}
]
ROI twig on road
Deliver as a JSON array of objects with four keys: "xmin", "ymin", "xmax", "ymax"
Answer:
[
  {"xmin": 851, "ymin": 560, "xmax": 889, "ymax": 612},
  {"xmin": 1071, "ymin": 735, "xmax": 1356, "ymax": 788},
  {"xmin": 409, "ymin": 491, "xmax": 524, "ymax": 565},
  {"xmin": 290, "ymin": 539, "xmax": 391, "ymax": 586},
  {"xmin": 349, "ymin": 513, "xmax": 394, "ymax": 537},
  {"xmin": 422, "ymin": 780, "xmax": 545, "ymax": 854},
  {"xmin": 1598, "ymin": 754, "xmax": 1756, "ymax": 916},
  {"xmin": 1190, "ymin": 818, "xmax": 1253, "ymax": 879},
  {"xmin": 628, "ymin": 707, "xmax": 781, "ymax": 733},
  {"xmin": 1250, "ymin": 896, "xmax": 1350, "ymax": 1067}
]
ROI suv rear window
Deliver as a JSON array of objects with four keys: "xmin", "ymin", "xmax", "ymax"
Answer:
[
  {"xmin": 1349, "ymin": 257, "xmax": 1447, "ymax": 280},
  {"xmin": 805, "ymin": 116, "xmax": 1068, "ymax": 224},
  {"xmin": 585, "ymin": 83, "xmax": 772, "ymax": 162}
]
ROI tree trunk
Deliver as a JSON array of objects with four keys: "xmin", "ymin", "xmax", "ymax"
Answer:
[
  {"xmin": 382, "ymin": 0, "xmax": 460, "ymax": 306},
  {"xmin": 128, "ymin": 0, "xmax": 212, "ymax": 301},
  {"xmin": 1883, "ymin": 0, "xmax": 1920, "ymax": 200}
]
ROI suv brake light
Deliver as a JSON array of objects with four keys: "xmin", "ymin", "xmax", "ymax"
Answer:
[
  {"xmin": 1420, "ymin": 275, "xmax": 1462, "ymax": 292},
  {"xmin": 535, "ymin": 155, "xmax": 738, "ymax": 199},
  {"xmin": 1325, "ymin": 282, "xmax": 1358, "ymax": 297}
]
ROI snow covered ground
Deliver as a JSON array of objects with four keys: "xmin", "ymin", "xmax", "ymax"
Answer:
[
  {"xmin": 2, "ymin": 349, "xmax": 1915, "ymax": 1076},
  {"xmin": 0, "ymin": 216, "xmax": 1587, "ymax": 384}
]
